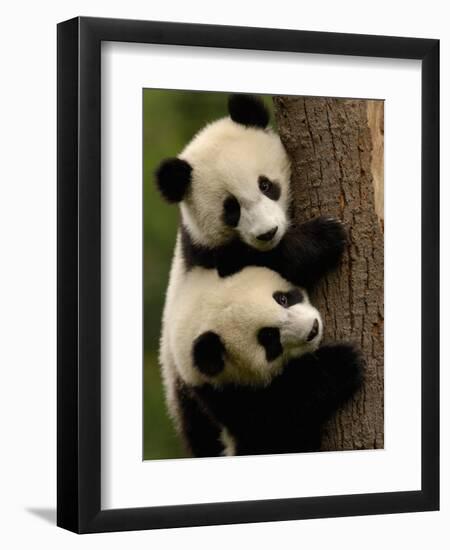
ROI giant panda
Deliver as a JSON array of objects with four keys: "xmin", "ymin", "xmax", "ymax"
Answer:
[
  {"xmin": 155, "ymin": 93, "xmax": 351, "ymax": 456},
  {"xmin": 163, "ymin": 266, "xmax": 363, "ymax": 457},
  {"xmin": 155, "ymin": 93, "xmax": 347, "ymax": 288}
]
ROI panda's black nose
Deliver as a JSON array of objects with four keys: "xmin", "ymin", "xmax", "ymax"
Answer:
[
  {"xmin": 307, "ymin": 319, "xmax": 319, "ymax": 342},
  {"xmin": 257, "ymin": 226, "xmax": 278, "ymax": 242}
]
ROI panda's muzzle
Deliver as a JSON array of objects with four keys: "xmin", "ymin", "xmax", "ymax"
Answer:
[{"xmin": 306, "ymin": 319, "xmax": 319, "ymax": 342}]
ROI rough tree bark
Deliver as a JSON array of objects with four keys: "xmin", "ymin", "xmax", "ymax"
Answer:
[{"xmin": 274, "ymin": 96, "xmax": 384, "ymax": 450}]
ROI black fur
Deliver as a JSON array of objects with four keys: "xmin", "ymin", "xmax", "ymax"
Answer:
[
  {"xmin": 155, "ymin": 158, "xmax": 192, "ymax": 203},
  {"xmin": 180, "ymin": 225, "xmax": 217, "ymax": 270},
  {"xmin": 258, "ymin": 176, "xmax": 281, "ymax": 201},
  {"xmin": 257, "ymin": 327, "xmax": 283, "ymax": 361},
  {"xmin": 222, "ymin": 196, "xmax": 241, "ymax": 227},
  {"xmin": 180, "ymin": 217, "xmax": 347, "ymax": 290},
  {"xmin": 193, "ymin": 343, "xmax": 364, "ymax": 456},
  {"xmin": 175, "ymin": 378, "xmax": 223, "ymax": 457},
  {"xmin": 193, "ymin": 331, "xmax": 226, "ymax": 376},
  {"xmin": 277, "ymin": 217, "xmax": 348, "ymax": 287},
  {"xmin": 228, "ymin": 94, "xmax": 269, "ymax": 129}
]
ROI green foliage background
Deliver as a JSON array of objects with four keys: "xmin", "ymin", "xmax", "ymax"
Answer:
[{"xmin": 143, "ymin": 89, "xmax": 274, "ymax": 460}]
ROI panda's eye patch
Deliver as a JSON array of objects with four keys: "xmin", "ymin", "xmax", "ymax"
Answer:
[
  {"xmin": 273, "ymin": 289, "xmax": 304, "ymax": 308},
  {"xmin": 258, "ymin": 176, "xmax": 281, "ymax": 201},
  {"xmin": 222, "ymin": 195, "xmax": 241, "ymax": 227}
]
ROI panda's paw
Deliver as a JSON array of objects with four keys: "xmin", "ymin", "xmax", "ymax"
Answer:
[
  {"xmin": 313, "ymin": 216, "xmax": 348, "ymax": 252},
  {"xmin": 317, "ymin": 343, "xmax": 365, "ymax": 385},
  {"xmin": 279, "ymin": 217, "xmax": 348, "ymax": 287},
  {"xmin": 302, "ymin": 216, "xmax": 348, "ymax": 275}
]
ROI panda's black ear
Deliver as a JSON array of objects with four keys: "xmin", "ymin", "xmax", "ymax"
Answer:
[
  {"xmin": 228, "ymin": 94, "xmax": 270, "ymax": 129},
  {"xmin": 193, "ymin": 331, "xmax": 225, "ymax": 377},
  {"xmin": 155, "ymin": 158, "xmax": 192, "ymax": 203}
]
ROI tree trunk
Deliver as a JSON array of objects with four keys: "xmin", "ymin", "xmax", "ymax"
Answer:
[{"xmin": 274, "ymin": 96, "xmax": 384, "ymax": 451}]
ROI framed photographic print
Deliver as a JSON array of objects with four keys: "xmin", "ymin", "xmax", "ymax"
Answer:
[{"xmin": 57, "ymin": 17, "xmax": 439, "ymax": 533}]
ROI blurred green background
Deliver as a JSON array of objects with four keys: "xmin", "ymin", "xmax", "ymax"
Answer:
[{"xmin": 143, "ymin": 89, "xmax": 275, "ymax": 460}]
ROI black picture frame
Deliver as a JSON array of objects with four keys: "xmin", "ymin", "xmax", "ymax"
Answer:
[{"xmin": 57, "ymin": 16, "xmax": 439, "ymax": 533}]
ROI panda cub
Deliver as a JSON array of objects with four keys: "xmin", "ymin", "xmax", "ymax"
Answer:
[
  {"xmin": 155, "ymin": 93, "xmax": 353, "ymax": 457},
  {"xmin": 155, "ymin": 93, "xmax": 346, "ymax": 288},
  {"xmin": 164, "ymin": 266, "xmax": 363, "ymax": 457}
]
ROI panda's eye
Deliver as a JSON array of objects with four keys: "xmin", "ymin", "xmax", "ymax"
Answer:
[
  {"xmin": 273, "ymin": 292, "xmax": 289, "ymax": 308},
  {"xmin": 258, "ymin": 176, "xmax": 281, "ymax": 201},
  {"xmin": 259, "ymin": 177, "xmax": 271, "ymax": 193},
  {"xmin": 273, "ymin": 289, "xmax": 304, "ymax": 307}
]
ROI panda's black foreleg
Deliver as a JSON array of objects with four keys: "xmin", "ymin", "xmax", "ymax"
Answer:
[
  {"xmin": 192, "ymin": 381, "xmax": 318, "ymax": 456},
  {"xmin": 175, "ymin": 380, "xmax": 225, "ymax": 457},
  {"xmin": 212, "ymin": 216, "xmax": 346, "ymax": 285},
  {"xmin": 278, "ymin": 217, "xmax": 347, "ymax": 288},
  {"xmin": 192, "ymin": 383, "xmax": 273, "ymax": 454},
  {"xmin": 192, "ymin": 383, "xmax": 254, "ymax": 433},
  {"xmin": 192, "ymin": 344, "xmax": 364, "ymax": 456}
]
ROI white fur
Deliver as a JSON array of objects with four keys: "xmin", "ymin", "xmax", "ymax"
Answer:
[
  {"xmin": 179, "ymin": 117, "xmax": 291, "ymax": 250},
  {"xmin": 158, "ymin": 235, "xmax": 189, "ymax": 427},
  {"xmin": 220, "ymin": 428, "xmax": 237, "ymax": 457},
  {"xmin": 161, "ymin": 260, "xmax": 323, "ymax": 399}
]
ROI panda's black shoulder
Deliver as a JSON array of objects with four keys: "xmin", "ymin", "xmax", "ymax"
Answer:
[
  {"xmin": 180, "ymin": 225, "xmax": 218, "ymax": 271},
  {"xmin": 179, "ymin": 225, "xmax": 256, "ymax": 275},
  {"xmin": 180, "ymin": 223, "xmax": 287, "ymax": 279}
]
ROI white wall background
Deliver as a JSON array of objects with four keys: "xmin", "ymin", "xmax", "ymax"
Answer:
[{"xmin": 0, "ymin": 1, "xmax": 447, "ymax": 548}]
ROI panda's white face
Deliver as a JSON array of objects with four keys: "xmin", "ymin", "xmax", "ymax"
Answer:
[
  {"xmin": 217, "ymin": 269, "xmax": 322, "ymax": 385},
  {"xmin": 179, "ymin": 117, "xmax": 291, "ymax": 251},
  {"xmin": 183, "ymin": 267, "xmax": 323, "ymax": 387}
]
